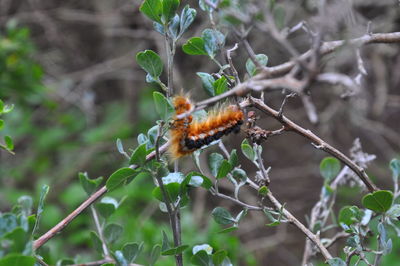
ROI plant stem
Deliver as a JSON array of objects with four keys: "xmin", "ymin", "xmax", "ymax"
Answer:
[
  {"xmin": 90, "ymin": 205, "xmax": 110, "ymax": 258},
  {"xmin": 154, "ymin": 126, "xmax": 182, "ymax": 266}
]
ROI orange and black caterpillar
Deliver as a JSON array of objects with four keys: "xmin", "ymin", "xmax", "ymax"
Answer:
[{"xmin": 169, "ymin": 96, "xmax": 244, "ymax": 159}]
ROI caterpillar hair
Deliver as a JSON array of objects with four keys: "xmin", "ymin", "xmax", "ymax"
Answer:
[{"xmin": 168, "ymin": 95, "xmax": 244, "ymax": 160}]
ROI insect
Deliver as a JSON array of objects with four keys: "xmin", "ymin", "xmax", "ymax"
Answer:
[{"xmin": 168, "ymin": 95, "xmax": 244, "ymax": 160}]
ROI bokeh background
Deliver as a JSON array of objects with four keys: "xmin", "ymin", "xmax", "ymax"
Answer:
[{"xmin": 0, "ymin": 0, "xmax": 399, "ymax": 265}]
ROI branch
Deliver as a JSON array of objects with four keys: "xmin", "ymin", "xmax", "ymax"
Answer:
[
  {"xmin": 246, "ymin": 179, "xmax": 333, "ymax": 261},
  {"xmin": 247, "ymin": 96, "xmax": 378, "ymax": 193},
  {"xmin": 33, "ymin": 142, "xmax": 169, "ymax": 250}
]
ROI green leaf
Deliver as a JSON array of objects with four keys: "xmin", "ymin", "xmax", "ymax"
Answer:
[
  {"xmin": 179, "ymin": 5, "xmax": 196, "ymax": 36},
  {"xmin": 168, "ymin": 14, "xmax": 180, "ymax": 39},
  {"xmin": 129, "ymin": 143, "xmax": 147, "ymax": 166},
  {"xmin": 0, "ymin": 254, "xmax": 35, "ymax": 266},
  {"xmin": 0, "ymin": 120, "xmax": 3, "ymax": 130},
  {"xmin": 362, "ymin": 190, "xmax": 394, "ymax": 213},
  {"xmin": 152, "ymin": 182, "xmax": 181, "ymax": 202},
  {"xmin": 208, "ymin": 153, "xmax": 224, "ymax": 177},
  {"xmin": 106, "ymin": 168, "xmax": 139, "ymax": 191},
  {"xmin": 79, "ymin": 172, "xmax": 103, "ymax": 195},
  {"xmin": 161, "ymin": 230, "xmax": 171, "ymax": 251},
  {"xmin": 32, "ymin": 184, "xmax": 49, "ymax": 236},
  {"xmin": 327, "ymin": 258, "xmax": 346, "ymax": 266},
  {"xmin": 201, "ymin": 29, "xmax": 225, "ymax": 58},
  {"xmin": 161, "ymin": 244, "xmax": 189, "ymax": 256},
  {"xmin": 191, "ymin": 250, "xmax": 212, "ymax": 266},
  {"xmin": 212, "ymin": 250, "xmax": 227, "ymax": 265},
  {"xmin": 229, "ymin": 149, "xmax": 238, "ymax": 167},
  {"xmin": 104, "ymin": 223, "xmax": 123, "ymax": 244},
  {"xmin": 320, "ymin": 157, "xmax": 341, "ymax": 181},
  {"xmin": 136, "ymin": 50, "xmax": 163, "ymax": 78},
  {"xmin": 90, "ymin": 231, "xmax": 103, "ymax": 254},
  {"xmin": 338, "ymin": 206, "xmax": 360, "ymax": 226},
  {"xmin": 3, "ymin": 226, "xmax": 30, "ymax": 253},
  {"xmin": 211, "ymin": 207, "xmax": 235, "ymax": 225},
  {"xmin": 232, "ymin": 168, "xmax": 247, "ymax": 182},
  {"xmin": 96, "ymin": 197, "xmax": 118, "ymax": 219},
  {"xmin": 149, "ymin": 244, "xmax": 161, "ymax": 266},
  {"xmin": 153, "ymin": 22, "xmax": 165, "ymax": 35},
  {"xmin": 162, "ymin": 0, "xmax": 180, "ymax": 23},
  {"xmin": 213, "ymin": 76, "xmax": 228, "ymax": 95},
  {"xmin": 4, "ymin": 135, "xmax": 14, "ymax": 150},
  {"xmin": 245, "ymin": 54, "xmax": 268, "ymax": 76},
  {"xmin": 0, "ymin": 99, "xmax": 3, "ymax": 113},
  {"xmin": 390, "ymin": 158, "xmax": 400, "ymax": 183},
  {"xmin": 184, "ymin": 172, "xmax": 212, "ymax": 190},
  {"xmin": 217, "ymin": 160, "xmax": 233, "ymax": 179},
  {"xmin": 197, "ymin": 72, "xmax": 215, "ymax": 96},
  {"xmin": 258, "ymin": 185, "xmax": 269, "ymax": 197},
  {"xmin": 241, "ymin": 139, "xmax": 255, "ymax": 161},
  {"xmin": 122, "ymin": 242, "xmax": 143, "ymax": 263},
  {"xmin": 182, "ymin": 37, "xmax": 207, "ymax": 55},
  {"xmin": 0, "ymin": 213, "xmax": 18, "ymax": 238},
  {"xmin": 153, "ymin": 91, "xmax": 174, "ymax": 121},
  {"xmin": 139, "ymin": 0, "xmax": 162, "ymax": 23}
]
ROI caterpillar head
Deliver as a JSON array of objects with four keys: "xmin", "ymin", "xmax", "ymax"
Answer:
[{"xmin": 173, "ymin": 95, "xmax": 193, "ymax": 115}]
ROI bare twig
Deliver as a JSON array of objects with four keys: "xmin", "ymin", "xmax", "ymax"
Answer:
[
  {"xmin": 246, "ymin": 96, "xmax": 378, "ymax": 193},
  {"xmin": 226, "ymin": 43, "xmax": 240, "ymax": 84},
  {"xmin": 246, "ymin": 179, "xmax": 333, "ymax": 262}
]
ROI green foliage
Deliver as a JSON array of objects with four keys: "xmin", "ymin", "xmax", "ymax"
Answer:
[
  {"xmin": 241, "ymin": 139, "xmax": 255, "ymax": 161},
  {"xmin": 182, "ymin": 37, "xmax": 208, "ymax": 55},
  {"xmin": 320, "ymin": 157, "xmax": 341, "ymax": 181},
  {"xmin": 136, "ymin": 50, "xmax": 164, "ymax": 79},
  {"xmin": 153, "ymin": 91, "xmax": 174, "ymax": 121},
  {"xmin": 245, "ymin": 54, "xmax": 268, "ymax": 76},
  {"xmin": 362, "ymin": 190, "xmax": 394, "ymax": 213},
  {"xmin": 338, "ymin": 206, "xmax": 361, "ymax": 226},
  {"xmin": 106, "ymin": 168, "xmax": 140, "ymax": 191},
  {"xmin": 0, "ymin": 22, "xmax": 45, "ymax": 102}
]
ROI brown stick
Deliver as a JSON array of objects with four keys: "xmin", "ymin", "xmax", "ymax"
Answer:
[
  {"xmin": 33, "ymin": 142, "xmax": 169, "ymax": 250},
  {"xmin": 247, "ymin": 96, "xmax": 378, "ymax": 193}
]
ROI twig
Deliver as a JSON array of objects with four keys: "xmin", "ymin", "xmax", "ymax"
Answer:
[
  {"xmin": 210, "ymin": 188, "xmax": 264, "ymax": 211},
  {"xmin": 90, "ymin": 206, "xmax": 110, "ymax": 258},
  {"xmin": 153, "ymin": 127, "xmax": 183, "ymax": 266},
  {"xmin": 226, "ymin": 43, "xmax": 240, "ymax": 84},
  {"xmin": 246, "ymin": 179, "xmax": 333, "ymax": 261},
  {"xmin": 247, "ymin": 96, "xmax": 378, "ymax": 193},
  {"xmin": 33, "ymin": 142, "xmax": 169, "ymax": 250}
]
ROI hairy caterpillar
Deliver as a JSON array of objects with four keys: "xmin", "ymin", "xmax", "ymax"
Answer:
[{"xmin": 169, "ymin": 96, "xmax": 244, "ymax": 160}]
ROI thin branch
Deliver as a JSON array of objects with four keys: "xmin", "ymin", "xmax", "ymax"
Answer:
[
  {"xmin": 247, "ymin": 96, "xmax": 378, "ymax": 193},
  {"xmin": 210, "ymin": 188, "xmax": 264, "ymax": 211},
  {"xmin": 226, "ymin": 43, "xmax": 240, "ymax": 84},
  {"xmin": 246, "ymin": 179, "xmax": 333, "ymax": 261},
  {"xmin": 33, "ymin": 142, "xmax": 169, "ymax": 250},
  {"xmin": 90, "ymin": 206, "xmax": 110, "ymax": 258}
]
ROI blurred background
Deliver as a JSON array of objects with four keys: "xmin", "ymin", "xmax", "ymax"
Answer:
[{"xmin": 0, "ymin": 0, "xmax": 399, "ymax": 265}]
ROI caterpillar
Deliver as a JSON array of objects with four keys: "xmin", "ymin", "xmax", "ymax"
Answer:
[{"xmin": 169, "ymin": 95, "xmax": 244, "ymax": 160}]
